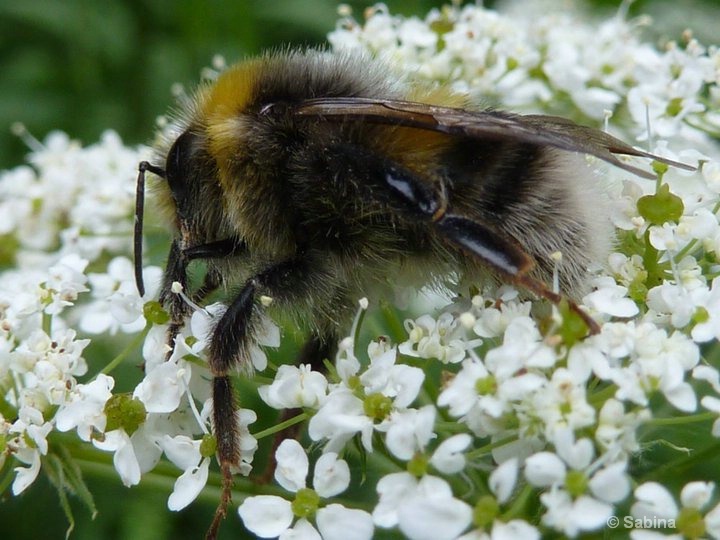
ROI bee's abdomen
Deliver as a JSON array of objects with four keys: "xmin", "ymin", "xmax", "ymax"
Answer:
[{"xmin": 443, "ymin": 139, "xmax": 613, "ymax": 294}]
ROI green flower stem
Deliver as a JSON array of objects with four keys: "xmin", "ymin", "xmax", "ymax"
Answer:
[
  {"xmin": 646, "ymin": 411, "xmax": 715, "ymax": 427},
  {"xmin": 98, "ymin": 323, "xmax": 151, "ymax": 377},
  {"xmin": 251, "ymin": 412, "xmax": 308, "ymax": 440},
  {"xmin": 643, "ymin": 230, "xmax": 663, "ymax": 288},
  {"xmin": 57, "ymin": 432, "xmax": 367, "ymax": 510},
  {"xmin": 353, "ymin": 303, "xmax": 368, "ymax": 349},
  {"xmin": 466, "ymin": 435, "xmax": 517, "ymax": 460},
  {"xmin": 42, "ymin": 311, "xmax": 52, "ymax": 335},
  {"xmin": 378, "ymin": 300, "xmax": 407, "ymax": 343},
  {"xmin": 434, "ymin": 420, "xmax": 475, "ymax": 434},
  {"xmin": 502, "ymin": 483, "xmax": 535, "ymax": 521},
  {"xmin": 655, "ymin": 171, "xmax": 664, "ymax": 193},
  {"xmin": 69, "ymin": 447, "xmax": 287, "ymax": 505},
  {"xmin": 673, "ymin": 238, "xmax": 700, "ymax": 263},
  {"xmin": 0, "ymin": 463, "xmax": 15, "ymax": 495}
]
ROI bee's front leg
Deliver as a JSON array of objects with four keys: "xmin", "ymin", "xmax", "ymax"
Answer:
[
  {"xmin": 204, "ymin": 253, "xmax": 338, "ymax": 539},
  {"xmin": 158, "ymin": 238, "xmax": 245, "ymax": 357}
]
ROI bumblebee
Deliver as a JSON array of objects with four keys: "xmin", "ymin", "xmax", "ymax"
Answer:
[{"xmin": 133, "ymin": 49, "xmax": 691, "ymax": 537}]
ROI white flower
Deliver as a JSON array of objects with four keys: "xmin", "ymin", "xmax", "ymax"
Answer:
[
  {"xmin": 646, "ymin": 281, "xmax": 708, "ymax": 329},
  {"xmin": 159, "ymin": 435, "xmax": 210, "ymax": 511},
  {"xmin": 694, "ymin": 365, "xmax": 720, "ymax": 393},
  {"xmin": 168, "ymin": 459, "xmax": 210, "ymax": 511},
  {"xmin": 275, "ymin": 438, "xmax": 312, "ymax": 492},
  {"xmin": 455, "ymin": 461, "xmax": 540, "ymax": 540},
  {"xmin": 539, "ymin": 489, "xmax": 616, "ymax": 538},
  {"xmin": 632, "ymin": 481, "xmax": 720, "ymax": 538},
  {"xmin": 92, "ymin": 410, "xmax": 209, "ymax": 489},
  {"xmin": 632, "ymin": 482, "xmax": 679, "ymax": 520},
  {"xmin": 489, "ymin": 458, "xmax": 519, "ymax": 504},
  {"xmin": 248, "ymin": 313, "xmax": 281, "ymax": 371},
  {"xmin": 429, "ymin": 433, "xmax": 472, "ymax": 475},
  {"xmin": 81, "ymin": 257, "xmax": 162, "ymax": 334},
  {"xmin": 238, "ymin": 439, "xmax": 373, "ymax": 540},
  {"xmin": 309, "ymin": 338, "xmax": 426, "ymax": 454},
  {"xmin": 608, "ymin": 253, "xmax": 646, "ymax": 288},
  {"xmin": 587, "ymin": 322, "xmax": 700, "ymax": 412},
  {"xmin": 133, "ymin": 355, "xmax": 192, "ymax": 414},
  {"xmin": 472, "ymin": 295, "xmax": 532, "ymax": 339},
  {"xmin": 702, "ymin": 395, "xmax": 720, "ymax": 437},
  {"xmin": 691, "ymin": 277, "xmax": 720, "ymax": 343},
  {"xmin": 400, "ymin": 312, "xmax": 467, "ymax": 364},
  {"xmin": 438, "ymin": 321, "xmax": 548, "ymax": 438},
  {"xmin": 308, "ymin": 387, "xmax": 374, "ymax": 453},
  {"xmin": 201, "ymin": 400, "xmax": 257, "ymax": 477},
  {"xmin": 11, "ymin": 447, "xmax": 42, "ymax": 495},
  {"xmin": 360, "ymin": 344, "xmax": 424, "ymax": 407},
  {"xmin": 9, "ymin": 408, "xmax": 50, "ymax": 458},
  {"xmin": 458, "ymin": 519, "xmax": 540, "ymax": 540},
  {"xmin": 43, "ymin": 253, "xmax": 89, "ymax": 315},
  {"xmin": 583, "ymin": 277, "xmax": 639, "ymax": 318},
  {"xmin": 527, "ymin": 368, "xmax": 596, "ymax": 439},
  {"xmin": 313, "ymin": 452, "xmax": 351, "ymax": 498},
  {"xmin": 378, "ymin": 405, "xmax": 436, "ymax": 460},
  {"xmin": 55, "ymin": 373, "xmax": 114, "ymax": 441},
  {"xmin": 595, "ymin": 398, "xmax": 649, "ymax": 454},
  {"xmin": 239, "ymin": 495, "xmax": 294, "ymax": 538},
  {"xmin": 484, "ymin": 317, "xmax": 557, "ymax": 373},
  {"xmin": 259, "ymin": 364, "xmax": 328, "ymax": 409},
  {"xmin": 373, "ymin": 473, "xmax": 472, "ymax": 540},
  {"xmin": 93, "ymin": 429, "xmax": 142, "ymax": 487},
  {"xmin": 525, "ymin": 429, "xmax": 630, "ymax": 536},
  {"xmin": 316, "ymin": 505, "xmax": 375, "ymax": 540}
]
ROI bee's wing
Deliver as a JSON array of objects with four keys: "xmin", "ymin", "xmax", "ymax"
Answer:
[{"xmin": 291, "ymin": 97, "xmax": 695, "ymax": 179}]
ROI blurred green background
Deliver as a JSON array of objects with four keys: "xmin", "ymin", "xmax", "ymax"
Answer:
[
  {"xmin": 1, "ymin": 1, "xmax": 719, "ymax": 539},
  {"xmin": 1, "ymin": 0, "xmax": 718, "ymax": 171}
]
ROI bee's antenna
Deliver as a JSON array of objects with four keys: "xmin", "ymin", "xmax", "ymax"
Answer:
[{"xmin": 134, "ymin": 161, "xmax": 165, "ymax": 297}]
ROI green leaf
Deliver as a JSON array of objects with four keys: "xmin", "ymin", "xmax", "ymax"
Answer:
[
  {"xmin": 44, "ymin": 452, "xmax": 76, "ymax": 540},
  {"xmin": 56, "ymin": 445, "xmax": 97, "ymax": 519}
]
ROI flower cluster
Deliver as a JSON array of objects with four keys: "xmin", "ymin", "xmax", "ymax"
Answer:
[
  {"xmin": 0, "ymin": 131, "xmax": 260, "ymax": 522},
  {"xmin": 1, "ymin": 2, "xmax": 719, "ymax": 540},
  {"xmin": 0, "ymin": 130, "xmax": 144, "ymax": 500}
]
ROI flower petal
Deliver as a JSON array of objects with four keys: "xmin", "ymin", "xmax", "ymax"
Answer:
[
  {"xmin": 238, "ymin": 495, "xmax": 294, "ymax": 538},
  {"xmin": 632, "ymin": 482, "xmax": 678, "ymax": 520},
  {"xmin": 397, "ymin": 490, "xmax": 473, "ymax": 540},
  {"xmin": 167, "ymin": 458, "xmax": 209, "ymax": 511},
  {"xmin": 524, "ymin": 452, "xmax": 566, "ymax": 487},
  {"xmin": 274, "ymin": 439, "xmax": 308, "ymax": 492},
  {"xmin": 490, "ymin": 458, "xmax": 519, "ymax": 504},
  {"xmin": 317, "ymin": 504, "xmax": 374, "ymax": 540},
  {"xmin": 279, "ymin": 518, "xmax": 321, "ymax": 540},
  {"xmin": 11, "ymin": 448, "xmax": 41, "ymax": 495},
  {"xmin": 313, "ymin": 452, "xmax": 350, "ymax": 498}
]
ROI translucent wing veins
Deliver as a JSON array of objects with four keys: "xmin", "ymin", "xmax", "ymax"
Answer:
[{"xmin": 285, "ymin": 97, "xmax": 695, "ymax": 179}]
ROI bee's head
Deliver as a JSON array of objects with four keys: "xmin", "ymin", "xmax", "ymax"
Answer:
[
  {"xmin": 134, "ymin": 129, "xmax": 216, "ymax": 297},
  {"xmin": 163, "ymin": 130, "xmax": 200, "ymax": 223}
]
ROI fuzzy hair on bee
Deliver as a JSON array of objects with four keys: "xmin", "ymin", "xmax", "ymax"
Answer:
[{"xmin": 133, "ymin": 48, "xmax": 693, "ymax": 538}]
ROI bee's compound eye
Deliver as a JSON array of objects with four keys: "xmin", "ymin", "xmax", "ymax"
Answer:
[{"xmin": 165, "ymin": 130, "xmax": 198, "ymax": 204}]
